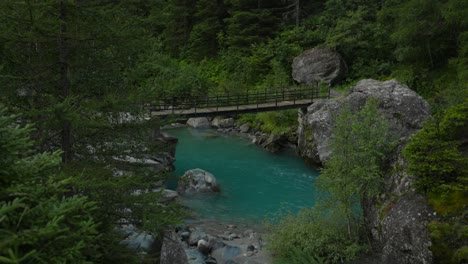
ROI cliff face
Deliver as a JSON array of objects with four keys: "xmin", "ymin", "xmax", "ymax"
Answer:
[{"xmin": 297, "ymin": 79, "xmax": 436, "ymax": 263}]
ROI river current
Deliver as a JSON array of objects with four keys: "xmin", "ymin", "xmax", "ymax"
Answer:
[{"xmin": 167, "ymin": 128, "xmax": 319, "ymax": 223}]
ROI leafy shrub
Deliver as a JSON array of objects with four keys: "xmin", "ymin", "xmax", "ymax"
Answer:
[{"xmin": 266, "ymin": 208, "xmax": 365, "ymax": 264}]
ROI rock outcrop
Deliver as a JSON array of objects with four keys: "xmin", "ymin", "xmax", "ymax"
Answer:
[
  {"xmin": 292, "ymin": 48, "xmax": 348, "ymax": 86},
  {"xmin": 297, "ymin": 79, "xmax": 430, "ymax": 165},
  {"xmin": 297, "ymin": 79, "xmax": 435, "ymax": 263},
  {"xmin": 177, "ymin": 169, "xmax": 220, "ymax": 194}
]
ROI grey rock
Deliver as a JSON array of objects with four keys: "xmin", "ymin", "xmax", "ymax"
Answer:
[
  {"xmin": 185, "ymin": 248, "xmax": 206, "ymax": 264},
  {"xmin": 297, "ymin": 79, "xmax": 434, "ymax": 263},
  {"xmin": 379, "ymin": 193, "xmax": 435, "ymax": 264},
  {"xmin": 212, "ymin": 245, "xmax": 242, "ymax": 263},
  {"xmin": 211, "ymin": 241, "xmax": 226, "ymax": 251},
  {"xmin": 297, "ymin": 79, "xmax": 430, "ymax": 165},
  {"xmin": 180, "ymin": 231, "xmax": 190, "ymax": 241},
  {"xmin": 160, "ymin": 189, "xmax": 179, "ymax": 203},
  {"xmin": 239, "ymin": 123, "xmax": 252, "ymax": 133},
  {"xmin": 177, "ymin": 168, "xmax": 220, "ymax": 194},
  {"xmin": 212, "ymin": 117, "xmax": 236, "ymax": 128},
  {"xmin": 292, "ymin": 48, "xmax": 348, "ymax": 86},
  {"xmin": 119, "ymin": 224, "xmax": 154, "ymax": 250},
  {"xmin": 187, "ymin": 117, "xmax": 211, "ymax": 128},
  {"xmin": 189, "ymin": 228, "xmax": 209, "ymax": 246},
  {"xmin": 261, "ymin": 134, "xmax": 282, "ymax": 153},
  {"xmin": 243, "ymin": 230, "xmax": 254, "ymax": 237},
  {"xmin": 197, "ymin": 239, "xmax": 212, "ymax": 255},
  {"xmin": 160, "ymin": 232, "xmax": 189, "ymax": 264},
  {"xmin": 205, "ymin": 257, "xmax": 218, "ymax": 264}
]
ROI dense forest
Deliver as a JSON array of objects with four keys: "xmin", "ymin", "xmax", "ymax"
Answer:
[{"xmin": 0, "ymin": 0, "xmax": 466, "ymax": 263}]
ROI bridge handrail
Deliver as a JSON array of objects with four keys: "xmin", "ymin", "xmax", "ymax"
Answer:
[{"xmin": 151, "ymin": 84, "xmax": 329, "ymax": 113}]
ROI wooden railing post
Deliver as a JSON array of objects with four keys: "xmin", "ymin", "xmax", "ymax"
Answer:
[
  {"xmin": 172, "ymin": 97, "xmax": 175, "ymax": 114},
  {"xmin": 256, "ymin": 90, "xmax": 259, "ymax": 109},
  {"xmin": 311, "ymin": 83, "xmax": 314, "ymax": 101},
  {"xmin": 293, "ymin": 89, "xmax": 296, "ymax": 104},
  {"xmin": 275, "ymin": 89, "xmax": 278, "ymax": 107},
  {"xmin": 216, "ymin": 94, "xmax": 219, "ymax": 111}
]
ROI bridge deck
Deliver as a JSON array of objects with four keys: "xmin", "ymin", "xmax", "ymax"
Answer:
[
  {"xmin": 150, "ymin": 86, "xmax": 329, "ymax": 117},
  {"xmin": 151, "ymin": 99, "xmax": 317, "ymax": 117}
]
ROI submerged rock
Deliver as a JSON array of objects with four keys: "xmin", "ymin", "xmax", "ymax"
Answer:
[
  {"xmin": 292, "ymin": 48, "xmax": 348, "ymax": 86},
  {"xmin": 177, "ymin": 169, "xmax": 220, "ymax": 194}
]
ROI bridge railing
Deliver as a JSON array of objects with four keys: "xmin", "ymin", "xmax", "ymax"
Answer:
[{"xmin": 151, "ymin": 84, "xmax": 329, "ymax": 114}]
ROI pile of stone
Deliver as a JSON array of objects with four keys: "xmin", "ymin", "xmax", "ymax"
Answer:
[{"xmin": 161, "ymin": 221, "xmax": 269, "ymax": 264}]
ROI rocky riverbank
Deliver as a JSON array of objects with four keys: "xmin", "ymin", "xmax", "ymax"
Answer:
[
  {"xmin": 158, "ymin": 165, "xmax": 273, "ymax": 264},
  {"xmin": 178, "ymin": 116, "xmax": 297, "ymax": 153},
  {"xmin": 161, "ymin": 220, "xmax": 271, "ymax": 264}
]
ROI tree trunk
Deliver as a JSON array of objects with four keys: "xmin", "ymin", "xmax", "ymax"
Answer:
[
  {"xmin": 59, "ymin": 0, "xmax": 71, "ymax": 163},
  {"xmin": 295, "ymin": 0, "xmax": 300, "ymax": 27}
]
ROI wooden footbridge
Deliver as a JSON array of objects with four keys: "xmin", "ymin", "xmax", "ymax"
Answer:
[{"xmin": 150, "ymin": 85, "xmax": 330, "ymax": 117}]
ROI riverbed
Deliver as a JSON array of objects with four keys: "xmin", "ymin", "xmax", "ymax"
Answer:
[{"xmin": 167, "ymin": 128, "xmax": 319, "ymax": 224}]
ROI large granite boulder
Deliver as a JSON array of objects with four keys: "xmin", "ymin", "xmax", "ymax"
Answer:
[
  {"xmin": 292, "ymin": 48, "xmax": 348, "ymax": 86},
  {"xmin": 187, "ymin": 117, "xmax": 211, "ymax": 129},
  {"xmin": 297, "ymin": 79, "xmax": 430, "ymax": 165},
  {"xmin": 297, "ymin": 79, "xmax": 435, "ymax": 263},
  {"xmin": 177, "ymin": 169, "xmax": 220, "ymax": 194}
]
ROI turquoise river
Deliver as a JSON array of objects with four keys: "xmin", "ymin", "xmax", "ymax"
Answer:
[{"xmin": 167, "ymin": 128, "xmax": 319, "ymax": 223}]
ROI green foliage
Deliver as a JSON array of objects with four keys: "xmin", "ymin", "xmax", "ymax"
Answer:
[
  {"xmin": 129, "ymin": 45, "xmax": 213, "ymax": 100},
  {"xmin": 274, "ymin": 247, "xmax": 323, "ymax": 264},
  {"xmin": 0, "ymin": 110, "xmax": 99, "ymax": 263},
  {"xmin": 266, "ymin": 208, "xmax": 365, "ymax": 264},
  {"xmin": 238, "ymin": 110, "xmax": 298, "ymax": 135},
  {"xmin": 403, "ymin": 102, "xmax": 468, "ymax": 193},
  {"xmin": 428, "ymin": 191, "xmax": 467, "ymax": 217},
  {"xmin": 319, "ymin": 99, "xmax": 394, "ymax": 202},
  {"xmin": 257, "ymin": 110, "xmax": 298, "ymax": 135},
  {"xmin": 428, "ymin": 219, "xmax": 468, "ymax": 264},
  {"xmin": 404, "ymin": 101, "xmax": 467, "ymax": 263}
]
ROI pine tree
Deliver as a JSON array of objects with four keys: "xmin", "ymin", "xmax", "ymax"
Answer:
[{"xmin": 0, "ymin": 109, "xmax": 99, "ymax": 263}]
